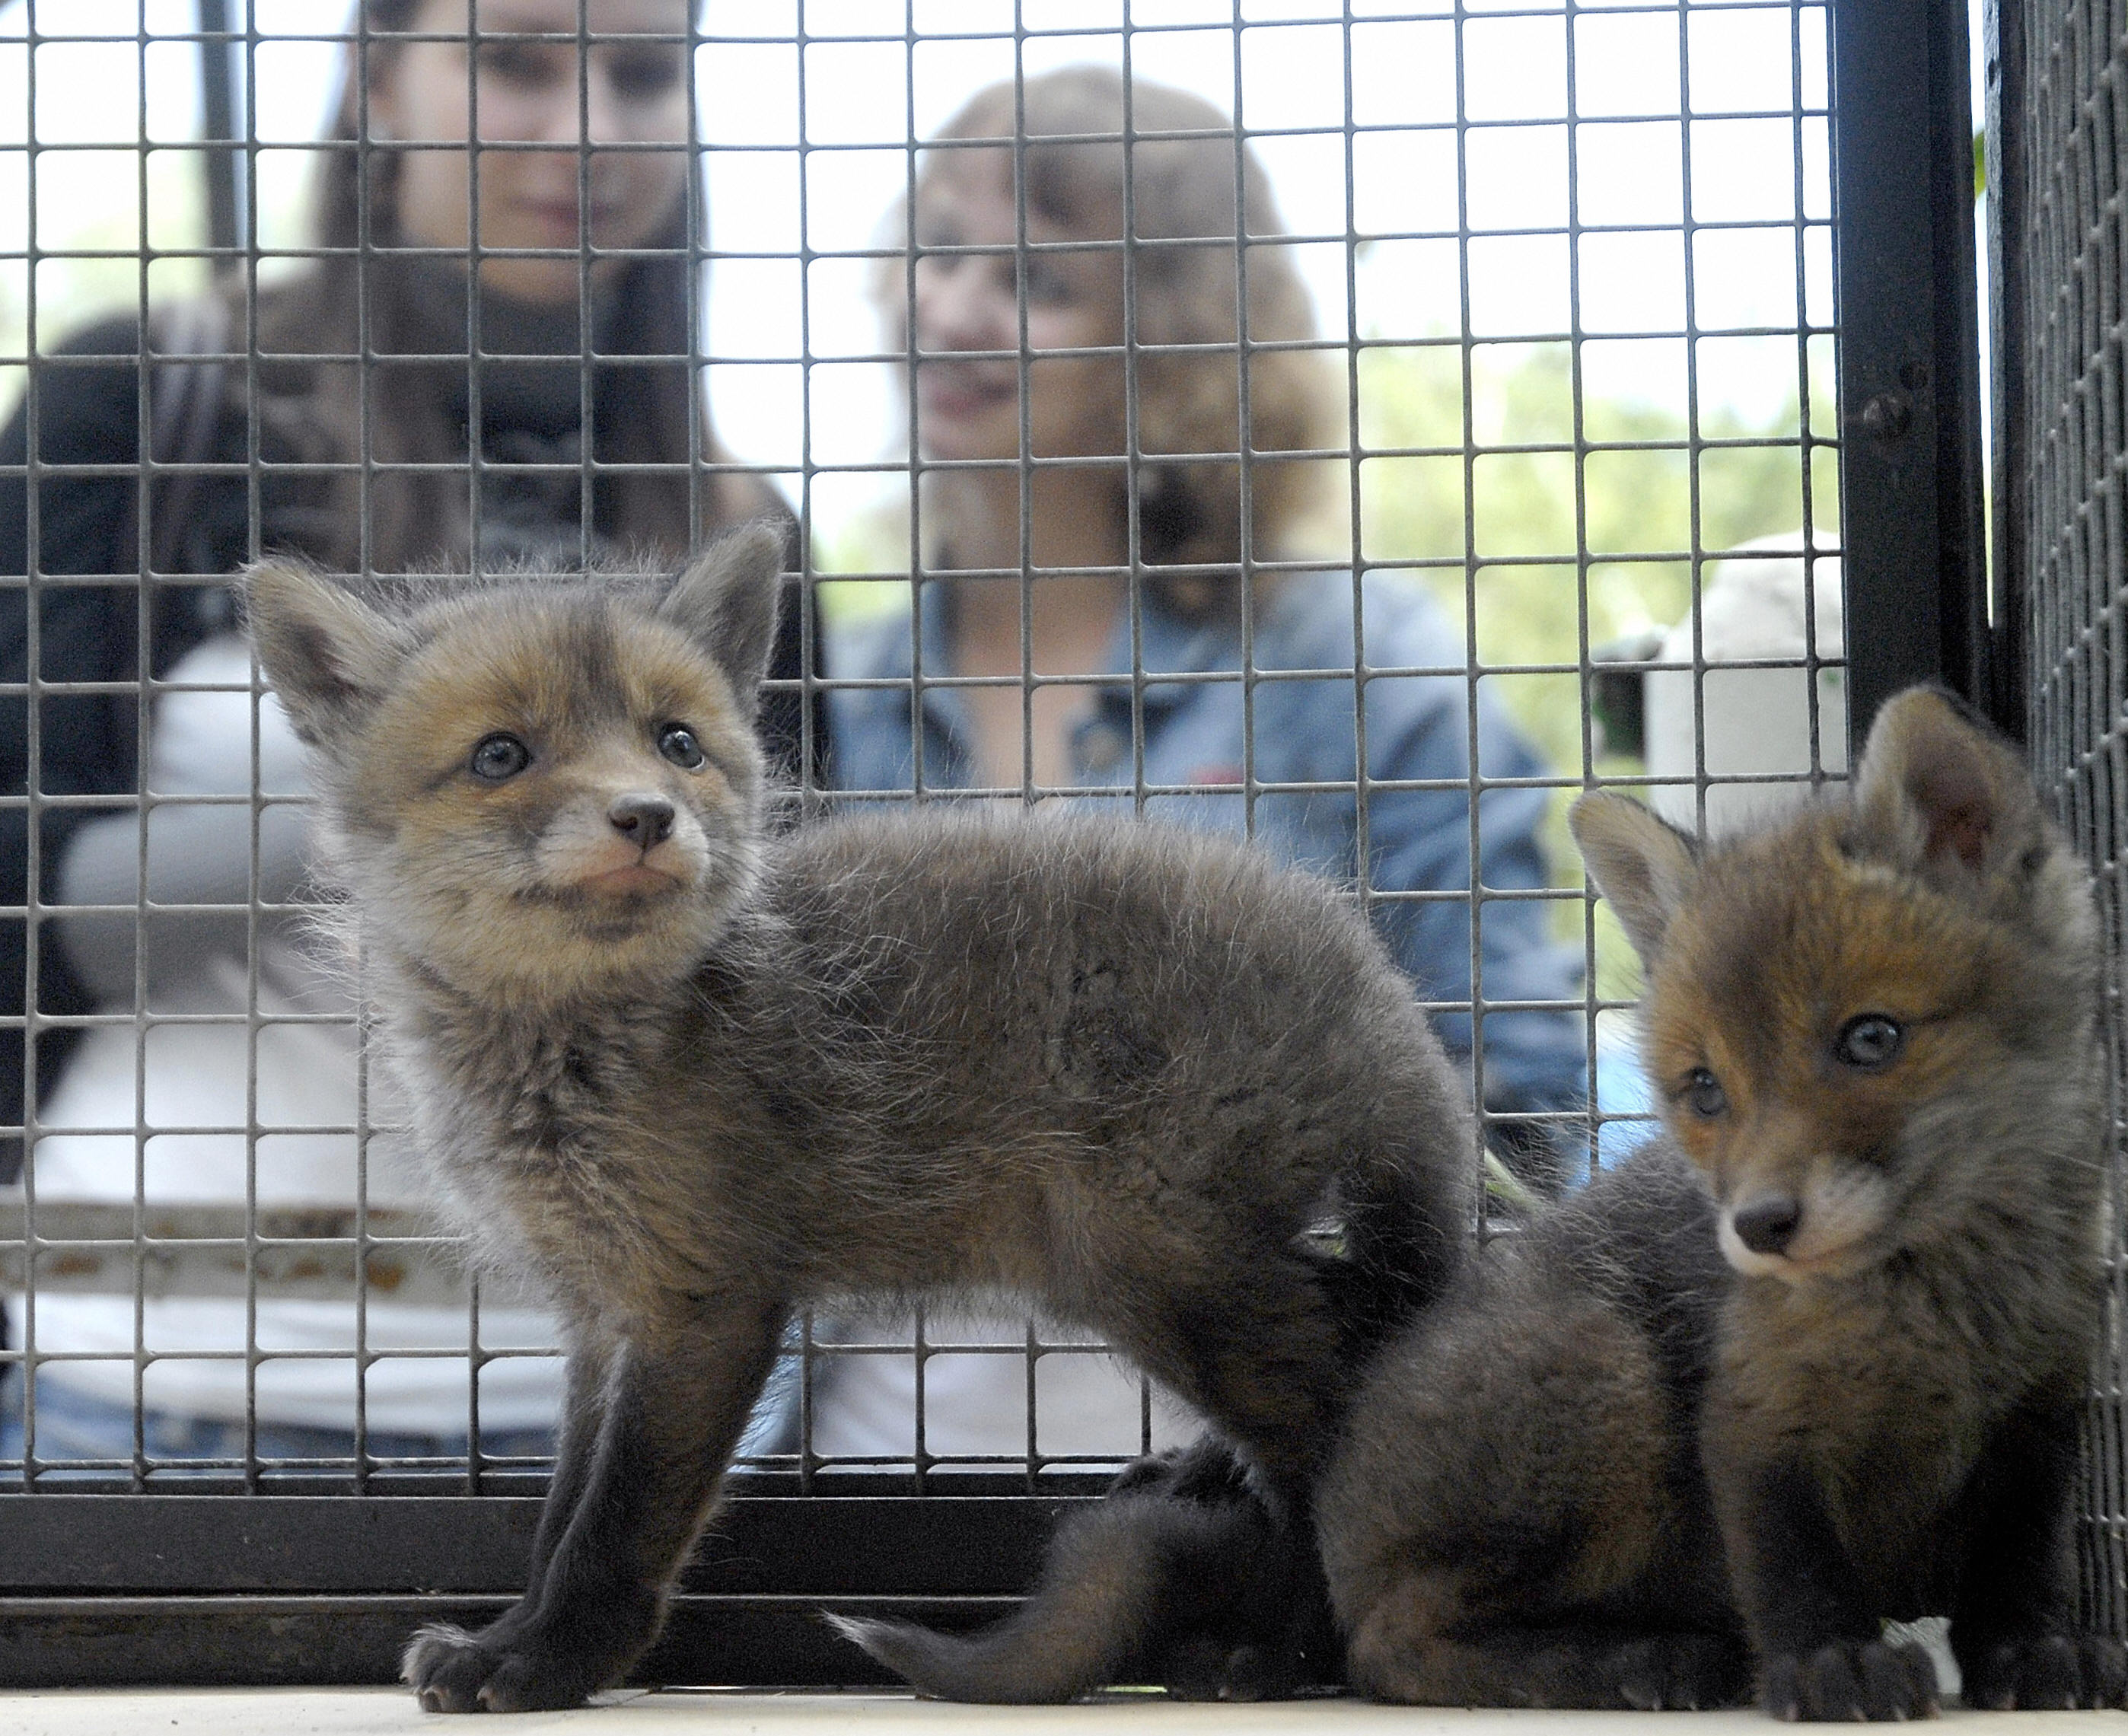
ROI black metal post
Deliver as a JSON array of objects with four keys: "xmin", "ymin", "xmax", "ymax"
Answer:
[
  {"xmin": 1980, "ymin": 0, "xmax": 2028, "ymax": 738},
  {"xmin": 196, "ymin": 0, "xmax": 241, "ymax": 269},
  {"xmin": 1829, "ymin": 0, "xmax": 1993, "ymax": 744}
]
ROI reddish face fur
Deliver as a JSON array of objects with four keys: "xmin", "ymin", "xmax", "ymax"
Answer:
[
  {"xmin": 1645, "ymin": 814, "xmax": 2025, "ymax": 1281},
  {"xmin": 333, "ymin": 593, "xmax": 765, "ymax": 1004}
]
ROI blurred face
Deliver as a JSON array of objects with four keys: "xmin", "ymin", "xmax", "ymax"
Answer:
[
  {"xmin": 903, "ymin": 161, "xmax": 1129, "ymax": 465},
  {"xmin": 369, "ymin": 0, "xmax": 693, "ymax": 303}
]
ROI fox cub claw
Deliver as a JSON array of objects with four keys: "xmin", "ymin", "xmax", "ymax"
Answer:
[
  {"xmin": 1610, "ymin": 1632, "xmax": 1753, "ymax": 1712},
  {"xmin": 400, "ymin": 1621, "xmax": 600, "ymax": 1715},
  {"xmin": 1958, "ymin": 1631, "xmax": 2128, "ymax": 1710},
  {"xmin": 1762, "ymin": 1638, "xmax": 1938, "ymax": 1722}
]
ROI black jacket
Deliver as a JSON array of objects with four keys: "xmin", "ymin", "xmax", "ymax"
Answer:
[{"xmin": 0, "ymin": 315, "xmax": 822, "ymax": 1177}]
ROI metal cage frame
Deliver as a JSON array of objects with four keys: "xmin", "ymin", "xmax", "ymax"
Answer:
[{"xmin": 0, "ymin": 0, "xmax": 2097, "ymax": 1690}]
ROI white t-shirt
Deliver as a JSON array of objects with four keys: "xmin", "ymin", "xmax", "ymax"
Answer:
[
  {"xmin": 806, "ymin": 1309, "xmax": 1199, "ymax": 1473},
  {"xmin": 9, "ymin": 635, "xmax": 562, "ymax": 1435}
]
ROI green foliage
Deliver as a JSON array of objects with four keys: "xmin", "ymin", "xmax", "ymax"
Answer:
[
  {"xmin": 809, "ymin": 511, "xmax": 913, "ymax": 629},
  {"xmin": 1355, "ymin": 338, "xmax": 1833, "ymax": 773},
  {"xmin": 1355, "ymin": 339, "xmax": 1836, "ymax": 970}
]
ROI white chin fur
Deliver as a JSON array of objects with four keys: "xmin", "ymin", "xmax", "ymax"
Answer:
[
  {"xmin": 1719, "ymin": 1215, "xmax": 1880, "ymax": 1283},
  {"xmin": 1716, "ymin": 1218, "xmax": 1802, "ymax": 1279}
]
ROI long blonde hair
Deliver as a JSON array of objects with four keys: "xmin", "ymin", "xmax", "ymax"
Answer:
[{"xmin": 883, "ymin": 65, "xmax": 1337, "ymax": 610}]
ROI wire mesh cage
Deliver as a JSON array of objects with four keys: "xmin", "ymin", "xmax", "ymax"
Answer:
[
  {"xmin": 0, "ymin": 0, "xmax": 2088, "ymax": 1691},
  {"xmin": 1990, "ymin": 0, "xmax": 2128, "ymax": 1641},
  {"xmin": 0, "ymin": 0, "xmax": 1851, "ymax": 1494}
]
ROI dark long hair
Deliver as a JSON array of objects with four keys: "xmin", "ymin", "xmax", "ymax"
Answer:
[{"xmin": 241, "ymin": 0, "xmax": 777, "ymax": 573}]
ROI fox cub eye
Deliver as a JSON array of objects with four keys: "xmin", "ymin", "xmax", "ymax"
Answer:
[
  {"xmin": 470, "ymin": 733, "xmax": 530, "ymax": 782},
  {"xmin": 1681, "ymin": 1068, "xmax": 1728, "ymax": 1119},
  {"xmin": 658, "ymin": 724, "xmax": 708, "ymax": 770},
  {"xmin": 1834, "ymin": 1013, "xmax": 1904, "ymax": 1070}
]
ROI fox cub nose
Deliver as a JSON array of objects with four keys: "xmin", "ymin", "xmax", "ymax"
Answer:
[
  {"xmin": 609, "ymin": 793, "xmax": 676, "ymax": 850},
  {"xmin": 1731, "ymin": 1195, "xmax": 1802, "ymax": 1257}
]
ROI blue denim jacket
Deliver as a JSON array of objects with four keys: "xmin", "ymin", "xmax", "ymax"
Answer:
[{"xmin": 825, "ymin": 572, "xmax": 1588, "ymax": 1122}]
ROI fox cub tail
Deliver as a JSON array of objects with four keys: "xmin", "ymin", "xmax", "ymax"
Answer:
[{"xmin": 831, "ymin": 1438, "xmax": 1324, "ymax": 1703}]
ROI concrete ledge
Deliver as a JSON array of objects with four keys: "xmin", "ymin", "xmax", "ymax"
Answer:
[{"xmin": 5, "ymin": 1690, "xmax": 2127, "ymax": 1734}]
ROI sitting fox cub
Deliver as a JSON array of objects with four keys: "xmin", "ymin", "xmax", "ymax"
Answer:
[
  {"xmin": 891, "ymin": 688, "xmax": 2128, "ymax": 1713},
  {"xmin": 1320, "ymin": 688, "xmax": 2126, "ymax": 1716},
  {"xmin": 245, "ymin": 526, "xmax": 1473, "ymax": 1713}
]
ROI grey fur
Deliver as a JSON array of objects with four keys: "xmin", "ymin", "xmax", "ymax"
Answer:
[
  {"xmin": 1315, "ymin": 687, "xmax": 2127, "ymax": 1716},
  {"xmin": 245, "ymin": 525, "xmax": 1473, "ymax": 1712},
  {"xmin": 833, "ymin": 1432, "xmax": 1333, "ymax": 1704}
]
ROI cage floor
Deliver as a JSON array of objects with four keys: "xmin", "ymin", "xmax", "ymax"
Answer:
[{"xmin": 5, "ymin": 1690, "xmax": 2128, "ymax": 1734}]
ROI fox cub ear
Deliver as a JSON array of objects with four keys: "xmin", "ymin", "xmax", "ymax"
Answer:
[
  {"xmin": 658, "ymin": 520, "xmax": 787, "ymax": 718},
  {"xmin": 1849, "ymin": 685, "xmax": 2044, "ymax": 884},
  {"xmin": 244, "ymin": 559, "xmax": 410, "ymax": 748},
  {"xmin": 1569, "ymin": 792, "xmax": 1701, "ymax": 966}
]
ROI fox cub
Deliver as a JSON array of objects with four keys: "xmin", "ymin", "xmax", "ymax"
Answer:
[
  {"xmin": 245, "ymin": 525, "xmax": 1473, "ymax": 1713},
  {"xmin": 1317, "ymin": 687, "xmax": 2126, "ymax": 1717}
]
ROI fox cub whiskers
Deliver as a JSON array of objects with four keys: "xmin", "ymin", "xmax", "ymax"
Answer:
[
  {"xmin": 246, "ymin": 526, "xmax": 1473, "ymax": 1712},
  {"xmin": 1315, "ymin": 687, "xmax": 2126, "ymax": 1718}
]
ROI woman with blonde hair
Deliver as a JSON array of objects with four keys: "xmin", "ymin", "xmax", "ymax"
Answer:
[
  {"xmin": 0, "ymin": 0, "xmax": 816, "ymax": 1469},
  {"xmin": 817, "ymin": 65, "xmax": 1582, "ymax": 1467}
]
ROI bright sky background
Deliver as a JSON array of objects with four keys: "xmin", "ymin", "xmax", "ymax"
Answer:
[{"xmin": 0, "ymin": 0, "xmax": 1861, "ymax": 545}]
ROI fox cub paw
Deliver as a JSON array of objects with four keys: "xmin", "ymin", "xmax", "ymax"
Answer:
[
  {"xmin": 401, "ymin": 1620, "xmax": 601, "ymax": 1714},
  {"xmin": 1958, "ymin": 1632, "xmax": 2128, "ymax": 1711},
  {"xmin": 1158, "ymin": 1634, "xmax": 1305, "ymax": 1703},
  {"xmin": 1761, "ymin": 1638, "xmax": 1939, "ymax": 1722},
  {"xmin": 1609, "ymin": 1632, "xmax": 1754, "ymax": 1711},
  {"xmin": 1106, "ymin": 1438, "xmax": 1322, "ymax": 1703}
]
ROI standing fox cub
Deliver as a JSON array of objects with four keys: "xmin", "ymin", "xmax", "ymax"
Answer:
[
  {"xmin": 1320, "ymin": 687, "xmax": 2126, "ymax": 1716},
  {"xmin": 245, "ymin": 525, "xmax": 1473, "ymax": 1714}
]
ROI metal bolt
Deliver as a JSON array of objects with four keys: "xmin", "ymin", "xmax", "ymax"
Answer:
[{"xmin": 1860, "ymin": 392, "xmax": 1913, "ymax": 439}]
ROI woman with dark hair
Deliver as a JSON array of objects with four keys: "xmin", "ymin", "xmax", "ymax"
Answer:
[
  {"xmin": 263, "ymin": 0, "xmax": 778, "ymax": 571},
  {"xmin": 814, "ymin": 66, "xmax": 1584, "ymax": 1466},
  {"xmin": 0, "ymin": 0, "xmax": 814, "ymax": 1467}
]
